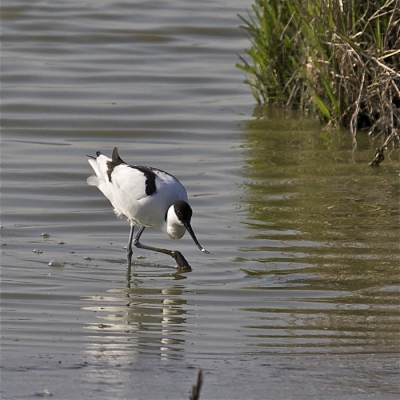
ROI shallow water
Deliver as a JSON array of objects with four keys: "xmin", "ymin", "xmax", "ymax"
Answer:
[{"xmin": 1, "ymin": 1, "xmax": 400, "ymax": 399}]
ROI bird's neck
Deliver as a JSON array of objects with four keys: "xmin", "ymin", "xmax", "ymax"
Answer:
[{"xmin": 165, "ymin": 206, "xmax": 186, "ymax": 239}]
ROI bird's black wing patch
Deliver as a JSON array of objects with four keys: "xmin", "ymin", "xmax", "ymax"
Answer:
[
  {"xmin": 107, "ymin": 147, "xmax": 126, "ymax": 182},
  {"xmin": 131, "ymin": 166, "xmax": 157, "ymax": 196},
  {"xmin": 106, "ymin": 147, "xmax": 160, "ymax": 196}
]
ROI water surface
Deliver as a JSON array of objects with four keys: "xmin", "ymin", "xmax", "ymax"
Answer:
[{"xmin": 1, "ymin": 1, "xmax": 399, "ymax": 399}]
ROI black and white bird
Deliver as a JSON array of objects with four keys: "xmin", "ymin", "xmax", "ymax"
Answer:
[{"xmin": 87, "ymin": 147, "xmax": 209, "ymax": 270}]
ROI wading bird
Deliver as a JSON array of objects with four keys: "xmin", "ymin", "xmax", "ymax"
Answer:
[{"xmin": 87, "ymin": 147, "xmax": 209, "ymax": 270}]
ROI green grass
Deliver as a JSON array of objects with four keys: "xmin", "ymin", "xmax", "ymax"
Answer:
[{"xmin": 237, "ymin": 0, "xmax": 400, "ymax": 141}]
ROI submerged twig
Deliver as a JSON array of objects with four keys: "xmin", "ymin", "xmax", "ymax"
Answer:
[
  {"xmin": 369, "ymin": 131, "xmax": 397, "ymax": 166},
  {"xmin": 370, "ymin": 146, "xmax": 386, "ymax": 166},
  {"xmin": 189, "ymin": 368, "xmax": 203, "ymax": 400}
]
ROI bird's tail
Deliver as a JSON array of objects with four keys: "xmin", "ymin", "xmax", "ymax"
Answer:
[
  {"xmin": 87, "ymin": 175, "xmax": 99, "ymax": 186},
  {"xmin": 87, "ymin": 157, "xmax": 102, "ymax": 187}
]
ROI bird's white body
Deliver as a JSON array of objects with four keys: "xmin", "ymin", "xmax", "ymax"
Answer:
[
  {"xmin": 88, "ymin": 152, "xmax": 188, "ymax": 239},
  {"xmin": 87, "ymin": 147, "xmax": 208, "ymax": 270}
]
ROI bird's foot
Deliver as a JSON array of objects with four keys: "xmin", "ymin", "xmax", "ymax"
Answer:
[{"xmin": 171, "ymin": 251, "xmax": 192, "ymax": 272}]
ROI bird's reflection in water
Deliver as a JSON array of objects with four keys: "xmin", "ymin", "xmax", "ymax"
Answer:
[{"xmin": 82, "ymin": 263, "xmax": 191, "ymax": 381}]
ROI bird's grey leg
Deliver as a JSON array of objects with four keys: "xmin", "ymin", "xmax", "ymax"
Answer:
[
  {"xmin": 133, "ymin": 225, "xmax": 146, "ymax": 243},
  {"xmin": 133, "ymin": 226, "xmax": 192, "ymax": 271},
  {"xmin": 126, "ymin": 222, "xmax": 135, "ymax": 268}
]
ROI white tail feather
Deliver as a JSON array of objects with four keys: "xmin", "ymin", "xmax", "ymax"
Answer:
[{"xmin": 87, "ymin": 175, "xmax": 99, "ymax": 186}]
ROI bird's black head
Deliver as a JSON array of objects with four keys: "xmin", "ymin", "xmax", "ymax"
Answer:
[
  {"xmin": 172, "ymin": 200, "xmax": 210, "ymax": 254},
  {"xmin": 173, "ymin": 200, "xmax": 193, "ymax": 224}
]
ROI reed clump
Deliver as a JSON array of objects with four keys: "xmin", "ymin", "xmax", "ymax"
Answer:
[{"xmin": 237, "ymin": 0, "xmax": 400, "ymax": 146}]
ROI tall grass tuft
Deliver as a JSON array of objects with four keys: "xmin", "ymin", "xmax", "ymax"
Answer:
[{"xmin": 237, "ymin": 0, "xmax": 400, "ymax": 144}]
